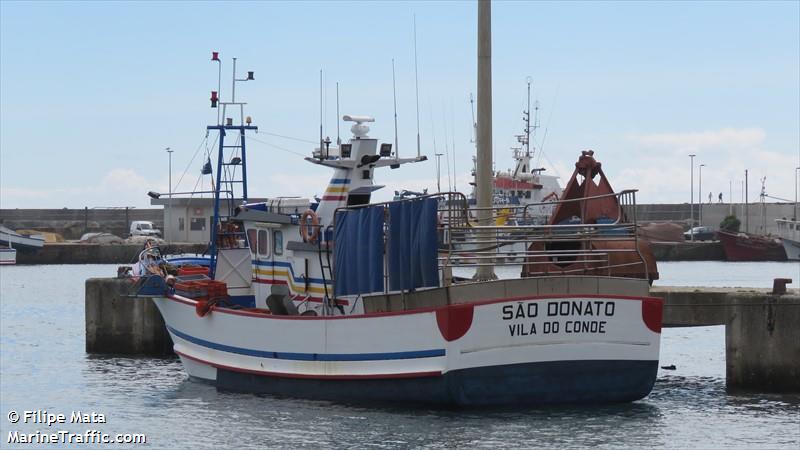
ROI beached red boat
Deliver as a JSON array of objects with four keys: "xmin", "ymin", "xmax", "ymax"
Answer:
[{"xmin": 717, "ymin": 230, "xmax": 787, "ymax": 261}]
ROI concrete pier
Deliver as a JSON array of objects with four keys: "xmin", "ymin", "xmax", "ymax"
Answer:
[
  {"xmin": 85, "ymin": 278, "xmax": 173, "ymax": 356},
  {"xmin": 652, "ymin": 286, "xmax": 800, "ymax": 392},
  {"xmin": 648, "ymin": 241, "xmax": 725, "ymax": 261}
]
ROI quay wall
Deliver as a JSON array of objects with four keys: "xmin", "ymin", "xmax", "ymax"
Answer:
[
  {"xmin": 649, "ymin": 241, "xmax": 725, "ymax": 261},
  {"xmin": 2, "ymin": 202, "xmax": 795, "ymax": 240},
  {"xmin": 17, "ymin": 243, "xmax": 207, "ymax": 264},
  {"xmin": 0, "ymin": 208, "xmax": 162, "ymax": 240},
  {"xmin": 652, "ymin": 286, "xmax": 799, "ymax": 392},
  {"xmin": 85, "ymin": 278, "xmax": 173, "ymax": 356},
  {"xmin": 636, "ymin": 202, "xmax": 796, "ymax": 235}
]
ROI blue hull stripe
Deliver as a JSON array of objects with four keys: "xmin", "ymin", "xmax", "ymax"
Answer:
[
  {"xmin": 252, "ymin": 259, "xmax": 326, "ymax": 285},
  {"xmin": 329, "ymin": 178, "xmax": 351, "ymax": 184},
  {"xmin": 168, "ymin": 325, "xmax": 445, "ymax": 361}
]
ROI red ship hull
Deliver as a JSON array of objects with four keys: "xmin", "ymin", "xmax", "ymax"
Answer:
[{"xmin": 717, "ymin": 230, "xmax": 787, "ymax": 261}]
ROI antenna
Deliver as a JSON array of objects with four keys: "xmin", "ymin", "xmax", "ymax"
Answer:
[
  {"xmin": 469, "ymin": 93, "xmax": 476, "ymax": 145},
  {"xmin": 392, "ymin": 58, "xmax": 399, "ymax": 159},
  {"xmin": 232, "ymin": 57, "xmax": 237, "ymax": 104},
  {"xmin": 319, "ymin": 69, "xmax": 323, "ymax": 160},
  {"xmin": 429, "ymin": 105, "xmax": 439, "ymax": 185},
  {"xmin": 451, "ymin": 98, "xmax": 456, "ymax": 191},
  {"xmin": 413, "ymin": 14, "xmax": 421, "ymax": 157},
  {"xmin": 212, "ymin": 51, "xmax": 222, "ymax": 125},
  {"xmin": 336, "ymin": 82, "xmax": 341, "ymax": 146},
  {"xmin": 442, "ymin": 103, "xmax": 452, "ymax": 191}
]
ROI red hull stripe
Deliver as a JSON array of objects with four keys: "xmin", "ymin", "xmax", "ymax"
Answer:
[
  {"xmin": 175, "ymin": 350, "xmax": 443, "ymax": 380},
  {"xmin": 322, "ymin": 195, "xmax": 346, "ymax": 201}
]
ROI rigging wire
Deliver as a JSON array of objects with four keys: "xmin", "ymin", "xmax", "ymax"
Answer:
[
  {"xmin": 257, "ymin": 131, "xmax": 318, "ymax": 145},
  {"xmin": 247, "ymin": 135, "xmax": 309, "ymax": 158},
  {"xmin": 173, "ymin": 133, "xmax": 212, "ymax": 193},
  {"xmin": 535, "ymin": 84, "xmax": 561, "ymax": 180}
]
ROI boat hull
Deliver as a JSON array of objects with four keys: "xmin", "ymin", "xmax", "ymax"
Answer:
[
  {"xmin": 0, "ymin": 247, "xmax": 16, "ymax": 265},
  {"xmin": 211, "ymin": 359, "xmax": 658, "ymax": 406},
  {"xmin": 153, "ymin": 285, "xmax": 663, "ymax": 406},
  {"xmin": 0, "ymin": 225, "xmax": 44, "ymax": 251},
  {"xmin": 718, "ymin": 230, "xmax": 787, "ymax": 261},
  {"xmin": 782, "ymin": 238, "xmax": 800, "ymax": 261}
]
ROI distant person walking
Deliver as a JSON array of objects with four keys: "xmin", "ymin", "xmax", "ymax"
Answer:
[
  {"xmin": 708, "ymin": 192, "xmax": 713, "ymax": 204},
  {"xmin": 718, "ymin": 192, "xmax": 723, "ymax": 203}
]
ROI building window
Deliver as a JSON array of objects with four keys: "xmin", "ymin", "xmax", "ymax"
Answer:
[
  {"xmin": 257, "ymin": 229, "xmax": 269, "ymax": 256},
  {"xmin": 247, "ymin": 229, "xmax": 257, "ymax": 255},
  {"xmin": 274, "ymin": 230, "xmax": 283, "ymax": 256},
  {"xmin": 190, "ymin": 218, "xmax": 206, "ymax": 231},
  {"xmin": 178, "ymin": 217, "xmax": 185, "ymax": 231}
]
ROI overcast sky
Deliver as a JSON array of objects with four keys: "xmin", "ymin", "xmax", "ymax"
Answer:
[{"xmin": 1, "ymin": 1, "xmax": 798, "ymax": 209}]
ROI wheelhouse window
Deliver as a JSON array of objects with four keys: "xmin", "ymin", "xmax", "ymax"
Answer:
[
  {"xmin": 273, "ymin": 230, "xmax": 283, "ymax": 256},
  {"xmin": 257, "ymin": 229, "xmax": 269, "ymax": 256},
  {"xmin": 247, "ymin": 229, "xmax": 257, "ymax": 254}
]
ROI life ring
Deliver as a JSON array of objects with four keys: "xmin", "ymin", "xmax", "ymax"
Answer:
[{"xmin": 299, "ymin": 209, "xmax": 320, "ymax": 243}]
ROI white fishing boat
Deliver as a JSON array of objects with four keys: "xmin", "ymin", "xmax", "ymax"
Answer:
[
  {"xmin": 468, "ymin": 79, "xmax": 562, "ymax": 225},
  {"xmin": 775, "ymin": 218, "xmax": 800, "ymax": 261},
  {"xmin": 130, "ymin": 50, "xmax": 663, "ymax": 406},
  {"xmin": 0, "ymin": 246, "xmax": 16, "ymax": 265},
  {"xmin": 141, "ymin": 118, "xmax": 662, "ymax": 405},
  {"xmin": 453, "ymin": 80, "xmax": 562, "ymax": 262},
  {"xmin": 0, "ymin": 225, "xmax": 45, "ymax": 251}
]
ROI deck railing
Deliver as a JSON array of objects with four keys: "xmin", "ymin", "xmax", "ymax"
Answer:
[
  {"xmin": 331, "ymin": 189, "xmax": 650, "ymax": 295},
  {"xmin": 435, "ymin": 189, "xmax": 648, "ymax": 280}
]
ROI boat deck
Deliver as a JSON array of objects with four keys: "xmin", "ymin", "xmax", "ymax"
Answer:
[{"xmin": 362, "ymin": 275, "xmax": 650, "ymax": 314}]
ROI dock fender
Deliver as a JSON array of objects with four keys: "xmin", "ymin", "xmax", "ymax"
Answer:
[{"xmin": 436, "ymin": 304, "xmax": 475, "ymax": 342}]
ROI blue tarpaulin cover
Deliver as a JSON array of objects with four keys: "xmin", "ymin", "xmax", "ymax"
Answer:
[
  {"xmin": 334, "ymin": 206, "xmax": 384, "ymax": 296},
  {"xmin": 388, "ymin": 198, "xmax": 439, "ymax": 291}
]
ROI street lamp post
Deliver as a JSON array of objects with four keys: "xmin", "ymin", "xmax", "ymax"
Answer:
[
  {"xmin": 729, "ymin": 180, "xmax": 733, "ymax": 216},
  {"xmin": 689, "ymin": 154, "xmax": 696, "ymax": 241},
  {"xmin": 745, "ymin": 169, "xmax": 749, "ymax": 233},
  {"xmin": 795, "ymin": 166, "xmax": 799, "ymax": 221},
  {"xmin": 167, "ymin": 147, "xmax": 173, "ymax": 243},
  {"xmin": 699, "ymin": 163, "xmax": 705, "ymax": 226}
]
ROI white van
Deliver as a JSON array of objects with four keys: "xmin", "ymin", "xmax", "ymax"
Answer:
[{"xmin": 130, "ymin": 221, "xmax": 162, "ymax": 238}]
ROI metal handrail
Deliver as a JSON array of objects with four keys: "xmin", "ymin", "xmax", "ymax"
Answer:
[{"xmin": 322, "ymin": 190, "xmax": 650, "ymax": 292}]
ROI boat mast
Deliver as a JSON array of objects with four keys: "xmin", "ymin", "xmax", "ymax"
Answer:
[
  {"xmin": 414, "ymin": 15, "xmax": 421, "ymax": 158},
  {"xmin": 475, "ymin": 0, "xmax": 496, "ymax": 280},
  {"xmin": 760, "ymin": 176, "xmax": 767, "ymax": 233},
  {"xmin": 392, "ymin": 58, "xmax": 399, "ymax": 159},
  {"xmin": 525, "ymin": 77, "xmax": 531, "ymax": 158}
]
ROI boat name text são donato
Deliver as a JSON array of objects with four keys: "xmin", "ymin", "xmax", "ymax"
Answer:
[{"xmin": 501, "ymin": 300, "xmax": 615, "ymax": 337}]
